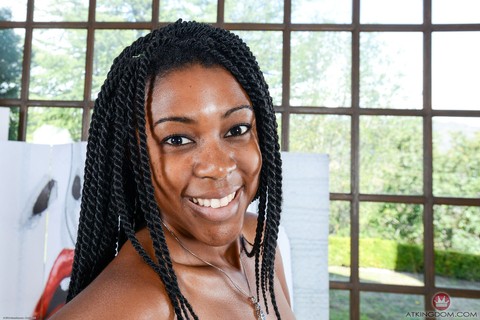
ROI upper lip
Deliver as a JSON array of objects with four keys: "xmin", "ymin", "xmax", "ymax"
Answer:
[{"xmin": 185, "ymin": 187, "xmax": 240, "ymax": 200}]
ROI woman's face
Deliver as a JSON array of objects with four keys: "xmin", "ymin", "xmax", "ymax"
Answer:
[{"xmin": 145, "ymin": 64, "xmax": 262, "ymax": 246}]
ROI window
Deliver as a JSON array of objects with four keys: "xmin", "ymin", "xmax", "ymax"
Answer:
[{"xmin": 1, "ymin": 0, "xmax": 479, "ymax": 318}]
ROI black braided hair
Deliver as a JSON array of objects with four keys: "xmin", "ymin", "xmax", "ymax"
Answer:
[{"xmin": 67, "ymin": 20, "xmax": 283, "ymax": 319}]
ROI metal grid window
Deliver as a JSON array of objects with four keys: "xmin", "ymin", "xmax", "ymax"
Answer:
[{"xmin": 1, "ymin": 0, "xmax": 479, "ymax": 319}]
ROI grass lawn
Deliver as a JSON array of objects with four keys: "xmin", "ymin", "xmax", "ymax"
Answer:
[{"xmin": 329, "ymin": 266, "xmax": 480, "ymax": 319}]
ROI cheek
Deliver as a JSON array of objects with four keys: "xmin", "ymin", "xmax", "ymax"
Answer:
[
  {"xmin": 242, "ymin": 141, "xmax": 262, "ymax": 189},
  {"xmin": 152, "ymin": 155, "xmax": 186, "ymax": 195}
]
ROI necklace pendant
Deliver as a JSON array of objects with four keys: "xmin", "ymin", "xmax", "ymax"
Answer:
[{"xmin": 251, "ymin": 297, "xmax": 267, "ymax": 320}]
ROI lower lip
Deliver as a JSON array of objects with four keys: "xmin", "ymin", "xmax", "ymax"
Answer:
[{"xmin": 186, "ymin": 190, "xmax": 241, "ymax": 223}]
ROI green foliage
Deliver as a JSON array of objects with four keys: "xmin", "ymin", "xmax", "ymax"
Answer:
[
  {"xmin": 33, "ymin": 0, "xmax": 89, "ymax": 21},
  {"xmin": 233, "ymin": 31, "xmax": 282, "ymax": 105},
  {"xmin": 329, "ymin": 290, "xmax": 350, "ymax": 320},
  {"xmin": 29, "ymin": 29, "xmax": 87, "ymax": 100},
  {"xmin": 329, "ymin": 236, "xmax": 350, "ymax": 267},
  {"xmin": 0, "ymin": 9, "xmax": 22, "ymax": 99},
  {"xmin": 435, "ymin": 249, "xmax": 480, "ymax": 281},
  {"xmin": 225, "ymin": 0, "xmax": 283, "ymax": 23},
  {"xmin": 360, "ymin": 292, "xmax": 424, "ymax": 320},
  {"xmin": 26, "ymin": 107, "xmax": 82, "ymax": 142},
  {"xmin": 360, "ymin": 202, "xmax": 423, "ymax": 245},
  {"xmin": 0, "ymin": 8, "xmax": 22, "ymax": 140},
  {"xmin": 96, "ymin": 0, "xmax": 151, "ymax": 22},
  {"xmin": 434, "ymin": 205, "xmax": 480, "ymax": 254},
  {"xmin": 329, "ymin": 236, "xmax": 480, "ymax": 281},
  {"xmin": 91, "ymin": 29, "xmax": 148, "ymax": 99},
  {"xmin": 3, "ymin": 1, "xmax": 478, "ymax": 275},
  {"xmin": 8, "ymin": 107, "xmax": 19, "ymax": 140},
  {"xmin": 434, "ymin": 130, "xmax": 480, "ymax": 198},
  {"xmin": 290, "ymin": 114, "xmax": 351, "ymax": 193},
  {"xmin": 290, "ymin": 31, "xmax": 351, "ymax": 107},
  {"xmin": 329, "ymin": 201, "xmax": 350, "ymax": 236},
  {"xmin": 360, "ymin": 116, "xmax": 423, "ymax": 195},
  {"xmin": 159, "ymin": 0, "xmax": 217, "ymax": 22}
]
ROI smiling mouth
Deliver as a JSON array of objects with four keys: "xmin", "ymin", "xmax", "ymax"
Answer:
[{"xmin": 190, "ymin": 191, "xmax": 236, "ymax": 209}]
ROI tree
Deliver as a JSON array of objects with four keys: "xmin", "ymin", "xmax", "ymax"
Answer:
[
  {"xmin": 0, "ymin": 8, "xmax": 23, "ymax": 140},
  {"xmin": 9, "ymin": 0, "xmax": 479, "ymax": 257},
  {"xmin": 433, "ymin": 130, "xmax": 480, "ymax": 254}
]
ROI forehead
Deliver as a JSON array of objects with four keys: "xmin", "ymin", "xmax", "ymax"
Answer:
[{"xmin": 148, "ymin": 64, "xmax": 251, "ymax": 118}]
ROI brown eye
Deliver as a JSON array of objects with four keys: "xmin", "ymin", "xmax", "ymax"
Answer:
[
  {"xmin": 163, "ymin": 135, "xmax": 194, "ymax": 146},
  {"xmin": 225, "ymin": 124, "xmax": 251, "ymax": 137}
]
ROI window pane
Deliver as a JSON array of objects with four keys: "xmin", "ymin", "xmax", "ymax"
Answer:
[
  {"xmin": 434, "ymin": 205, "xmax": 480, "ymax": 290},
  {"xmin": 0, "ymin": 106, "xmax": 19, "ymax": 141},
  {"xmin": 159, "ymin": 0, "xmax": 217, "ymax": 23},
  {"xmin": 225, "ymin": 0, "xmax": 282, "ymax": 23},
  {"xmin": 361, "ymin": 292, "xmax": 424, "ymax": 318},
  {"xmin": 233, "ymin": 31, "xmax": 282, "ymax": 106},
  {"xmin": 432, "ymin": 32, "xmax": 480, "ymax": 110},
  {"xmin": 360, "ymin": 116, "xmax": 423, "ymax": 195},
  {"xmin": 96, "ymin": 0, "xmax": 151, "ymax": 22},
  {"xmin": 92, "ymin": 29, "xmax": 149, "ymax": 99},
  {"xmin": 433, "ymin": 117, "xmax": 480, "ymax": 198},
  {"xmin": 34, "ymin": 0, "xmax": 88, "ymax": 22},
  {"xmin": 30, "ymin": 29, "xmax": 87, "ymax": 101},
  {"xmin": 329, "ymin": 201, "xmax": 351, "ymax": 281},
  {"xmin": 0, "ymin": 1, "xmax": 28, "ymax": 21},
  {"xmin": 360, "ymin": 0, "xmax": 422, "ymax": 24},
  {"xmin": 275, "ymin": 113, "xmax": 282, "ymax": 147},
  {"xmin": 330, "ymin": 290, "xmax": 350, "ymax": 319},
  {"xmin": 444, "ymin": 297, "xmax": 480, "ymax": 313},
  {"xmin": 433, "ymin": 0, "xmax": 480, "ymax": 24},
  {"xmin": 290, "ymin": 114, "xmax": 351, "ymax": 193},
  {"xmin": 291, "ymin": 32, "xmax": 351, "ymax": 107},
  {"xmin": 360, "ymin": 202, "xmax": 424, "ymax": 286},
  {"xmin": 27, "ymin": 107, "xmax": 82, "ymax": 143},
  {"xmin": 0, "ymin": 28, "xmax": 24, "ymax": 99},
  {"xmin": 360, "ymin": 32, "xmax": 422, "ymax": 109},
  {"xmin": 292, "ymin": 0, "xmax": 351, "ymax": 24}
]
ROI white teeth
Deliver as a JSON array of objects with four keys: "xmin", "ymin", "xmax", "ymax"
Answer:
[
  {"xmin": 191, "ymin": 191, "xmax": 236, "ymax": 209},
  {"xmin": 219, "ymin": 196, "xmax": 229, "ymax": 207},
  {"xmin": 210, "ymin": 199, "xmax": 220, "ymax": 208}
]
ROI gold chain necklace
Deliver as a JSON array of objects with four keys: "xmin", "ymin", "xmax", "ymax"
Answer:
[{"xmin": 162, "ymin": 222, "xmax": 267, "ymax": 320}]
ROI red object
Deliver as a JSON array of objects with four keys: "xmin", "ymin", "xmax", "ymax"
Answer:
[
  {"xmin": 32, "ymin": 248, "xmax": 74, "ymax": 319},
  {"xmin": 432, "ymin": 292, "xmax": 451, "ymax": 311}
]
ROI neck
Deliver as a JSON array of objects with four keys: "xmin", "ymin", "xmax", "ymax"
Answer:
[{"xmin": 161, "ymin": 221, "xmax": 243, "ymax": 270}]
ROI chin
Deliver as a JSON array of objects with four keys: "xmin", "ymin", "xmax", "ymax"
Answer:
[{"xmin": 200, "ymin": 218, "xmax": 245, "ymax": 247}]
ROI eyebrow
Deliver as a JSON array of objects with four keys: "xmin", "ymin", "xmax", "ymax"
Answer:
[
  {"xmin": 154, "ymin": 105, "xmax": 253, "ymax": 127},
  {"xmin": 154, "ymin": 116, "xmax": 194, "ymax": 126},
  {"xmin": 223, "ymin": 105, "xmax": 253, "ymax": 118}
]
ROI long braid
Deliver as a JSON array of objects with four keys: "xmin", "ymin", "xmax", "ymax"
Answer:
[
  {"xmin": 204, "ymin": 25, "xmax": 284, "ymax": 317},
  {"xmin": 130, "ymin": 52, "xmax": 197, "ymax": 319},
  {"xmin": 68, "ymin": 20, "xmax": 283, "ymax": 319}
]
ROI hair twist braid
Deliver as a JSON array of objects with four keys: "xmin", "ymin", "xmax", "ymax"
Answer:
[{"xmin": 68, "ymin": 20, "xmax": 282, "ymax": 319}]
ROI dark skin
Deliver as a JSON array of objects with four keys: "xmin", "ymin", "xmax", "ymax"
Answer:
[{"xmin": 51, "ymin": 65, "xmax": 295, "ymax": 319}]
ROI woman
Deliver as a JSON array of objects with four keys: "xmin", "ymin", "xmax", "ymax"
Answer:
[{"xmin": 51, "ymin": 20, "xmax": 295, "ymax": 319}]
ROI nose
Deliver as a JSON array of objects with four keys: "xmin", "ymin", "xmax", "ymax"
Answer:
[{"xmin": 193, "ymin": 140, "xmax": 237, "ymax": 180}]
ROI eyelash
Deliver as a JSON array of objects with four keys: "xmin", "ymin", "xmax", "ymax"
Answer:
[
  {"xmin": 162, "ymin": 124, "xmax": 252, "ymax": 146},
  {"xmin": 162, "ymin": 135, "xmax": 194, "ymax": 146},
  {"xmin": 225, "ymin": 123, "xmax": 252, "ymax": 137}
]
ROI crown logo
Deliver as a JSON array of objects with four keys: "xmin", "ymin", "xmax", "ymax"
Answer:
[{"xmin": 432, "ymin": 292, "xmax": 451, "ymax": 311}]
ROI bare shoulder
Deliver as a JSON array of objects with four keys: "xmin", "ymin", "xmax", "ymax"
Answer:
[{"xmin": 50, "ymin": 240, "xmax": 173, "ymax": 319}]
